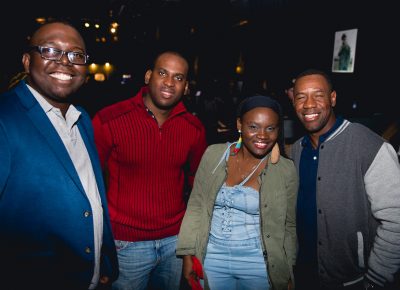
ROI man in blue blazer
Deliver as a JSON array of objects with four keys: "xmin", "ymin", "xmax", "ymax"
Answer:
[{"xmin": 0, "ymin": 21, "xmax": 118, "ymax": 289}]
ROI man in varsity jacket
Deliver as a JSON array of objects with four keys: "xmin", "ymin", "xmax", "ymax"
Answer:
[
  {"xmin": 92, "ymin": 50, "xmax": 207, "ymax": 290},
  {"xmin": 290, "ymin": 69, "xmax": 400, "ymax": 290}
]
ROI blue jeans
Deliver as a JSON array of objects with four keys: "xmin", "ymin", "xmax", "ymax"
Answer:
[
  {"xmin": 204, "ymin": 235, "xmax": 270, "ymax": 290},
  {"xmin": 112, "ymin": 235, "xmax": 182, "ymax": 290}
]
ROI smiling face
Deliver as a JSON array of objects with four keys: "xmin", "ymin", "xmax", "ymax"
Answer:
[
  {"xmin": 144, "ymin": 52, "xmax": 189, "ymax": 113},
  {"xmin": 293, "ymin": 74, "xmax": 337, "ymax": 138},
  {"xmin": 237, "ymin": 107, "xmax": 279, "ymax": 159},
  {"xmin": 22, "ymin": 22, "xmax": 87, "ymax": 106}
]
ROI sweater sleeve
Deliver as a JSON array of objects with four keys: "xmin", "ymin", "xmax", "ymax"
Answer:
[
  {"xmin": 92, "ymin": 113, "xmax": 113, "ymax": 170},
  {"xmin": 186, "ymin": 123, "xmax": 207, "ymax": 188},
  {"xmin": 364, "ymin": 142, "xmax": 400, "ymax": 286}
]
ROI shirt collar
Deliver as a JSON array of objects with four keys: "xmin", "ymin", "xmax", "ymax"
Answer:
[
  {"xmin": 301, "ymin": 116, "xmax": 344, "ymax": 147},
  {"xmin": 26, "ymin": 84, "xmax": 81, "ymax": 128}
]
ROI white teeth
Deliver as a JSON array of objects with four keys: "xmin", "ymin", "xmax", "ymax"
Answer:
[
  {"xmin": 161, "ymin": 91, "xmax": 173, "ymax": 97},
  {"xmin": 304, "ymin": 113, "xmax": 318, "ymax": 120},
  {"xmin": 255, "ymin": 142, "xmax": 267, "ymax": 148},
  {"xmin": 50, "ymin": 73, "xmax": 72, "ymax": 81}
]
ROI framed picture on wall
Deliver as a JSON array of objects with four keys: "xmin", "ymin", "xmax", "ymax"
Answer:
[{"xmin": 332, "ymin": 28, "xmax": 358, "ymax": 73}]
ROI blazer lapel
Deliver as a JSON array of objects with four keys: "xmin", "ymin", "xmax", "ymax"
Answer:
[{"xmin": 15, "ymin": 81, "xmax": 87, "ymax": 197}]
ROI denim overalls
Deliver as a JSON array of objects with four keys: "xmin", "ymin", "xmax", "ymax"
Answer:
[{"xmin": 204, "ymin": 145, "xmax": 270, "ymax": 290}]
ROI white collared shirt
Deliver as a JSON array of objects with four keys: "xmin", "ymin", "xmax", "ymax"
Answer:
[{"xmin": 27, "ymin": 85, "xmax": 103, "ymax": 289}]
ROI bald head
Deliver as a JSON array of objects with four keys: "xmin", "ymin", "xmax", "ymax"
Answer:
[
  {"xmin": 29, "ymin": 21, "xmax": 86, "ymax": 51},
  {"xmin": 22, "ymin": 21, "xmax": 88, "ymax": 113}
]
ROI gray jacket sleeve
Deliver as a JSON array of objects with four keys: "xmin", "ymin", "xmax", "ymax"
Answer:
[{"xmin": 364, "ymin": 142, "xmax": 400, "ymax": 285}]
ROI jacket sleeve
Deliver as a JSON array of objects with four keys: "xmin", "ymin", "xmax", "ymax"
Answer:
[
  {"xmin": 177, "ymin": 147, "xmax": 210, "ymax": 256},
  {"xmin": 0, "ymin": 124, "xmax": 11, "ymax": 195},
  {"xmin": 284, "ymin": 162, "xmax": 299, "ymax": 281},
  {"xmin": 364, "ymin": 142, "xmax": 400, "ymax": 286},
  {"xmin": 100, "ymin": 240, "xmax": 119, "ymax": 283}
]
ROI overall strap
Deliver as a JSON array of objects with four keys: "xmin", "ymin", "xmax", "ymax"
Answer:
[
  {"xmin": 212, "ymin": 142, "xmax": 235, "ymax": 174},
  {"xmin": 239, "ymin": 156, "xmax": 267, "ymax": 186}
]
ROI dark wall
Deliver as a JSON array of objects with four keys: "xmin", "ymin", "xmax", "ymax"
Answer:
[
  {"xmin": 236, "ymin": 0, "xmax": 397, "ymax": 135},
  {"xmin": 0, "ymin": 0, "xmax": 397, "ymax": 127},
  {"xmin": 195, "ymin": 0, "xmax": 397, "ymax": 120}
]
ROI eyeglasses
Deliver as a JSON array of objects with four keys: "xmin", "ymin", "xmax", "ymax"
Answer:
[{"xmin": 30, "ymin": 46, "xmax": 89, "ymax": 65}]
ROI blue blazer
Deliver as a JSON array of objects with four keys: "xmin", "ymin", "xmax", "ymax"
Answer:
[{"xmin": 0, "ymin": 81, "xmax": 118, "ymax": 289}]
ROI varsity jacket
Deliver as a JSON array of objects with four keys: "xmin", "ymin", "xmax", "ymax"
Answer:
[
  {"xmin": 177, "ymin": 143, "xmax": 298, "ymax": 290},
  {"xmin": 291, "ymin": 119, "xmax": 400, "ymax": 287}
]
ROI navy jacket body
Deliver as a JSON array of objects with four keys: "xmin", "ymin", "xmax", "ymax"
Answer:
[{"xmin": 0, "ymin": 81, "xmax": 118, "ymax": 290}]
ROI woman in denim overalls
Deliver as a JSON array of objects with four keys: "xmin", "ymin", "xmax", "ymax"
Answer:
[{"xmin": 177, "ymin": 95, "xmax": 298, "ymax": 290}]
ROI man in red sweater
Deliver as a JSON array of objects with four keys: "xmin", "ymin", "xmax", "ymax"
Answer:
[{"xmin": 92, "ymin": 51, "xmax": 207, "ymax": 290}]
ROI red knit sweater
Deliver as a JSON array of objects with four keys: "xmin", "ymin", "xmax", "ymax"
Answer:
[{"xmin": 92, "ymin": 87, "xmax": 207, "ymax": 241}]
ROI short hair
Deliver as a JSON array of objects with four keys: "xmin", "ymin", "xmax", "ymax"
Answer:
[
  {"xmin": 149, "ymin": 50, "xmax": 190, "ymax": 79},
  {"xmin": 151, "ymin": 50, "xmax": 188, "ymax": 69},
  {"xmin": 295, "ymin": 69, "xmax": 333, "ymax": 92}
]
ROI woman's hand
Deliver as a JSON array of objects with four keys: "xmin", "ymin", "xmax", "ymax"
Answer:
[
  {"xmin": 183, "ymin": 255, "xmax": 196, "ymax": 284},
  {"xmin": 95, "ymin": 276, "xmax": 111, "ymax": 289},
  {"xmin": 288, "ymin": 278, "xmax": 293, "ymax": 290}
]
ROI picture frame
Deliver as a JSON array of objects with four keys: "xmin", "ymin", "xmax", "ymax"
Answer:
[{"xmin": 332, "ymin": 28, "xmax": 358, "ymax": 73}]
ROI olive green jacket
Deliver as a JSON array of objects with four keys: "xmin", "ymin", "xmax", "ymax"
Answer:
[{"xmin": 177, "ymin": 143, "xmax": 298, "ymax": 290}]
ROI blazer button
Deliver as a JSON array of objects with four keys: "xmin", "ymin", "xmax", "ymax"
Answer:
[
  {"xmin": 85, "ymin": 247, "xmax": 91, "ymax": 254},
  {"xmin": 84, "ymin": 210, "xmax": 91, "ymax": 218}
]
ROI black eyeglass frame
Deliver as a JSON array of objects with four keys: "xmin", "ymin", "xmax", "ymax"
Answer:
[{"xmin": 29, "ymin": 45, "xmax": 89, "ymax": 65}]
